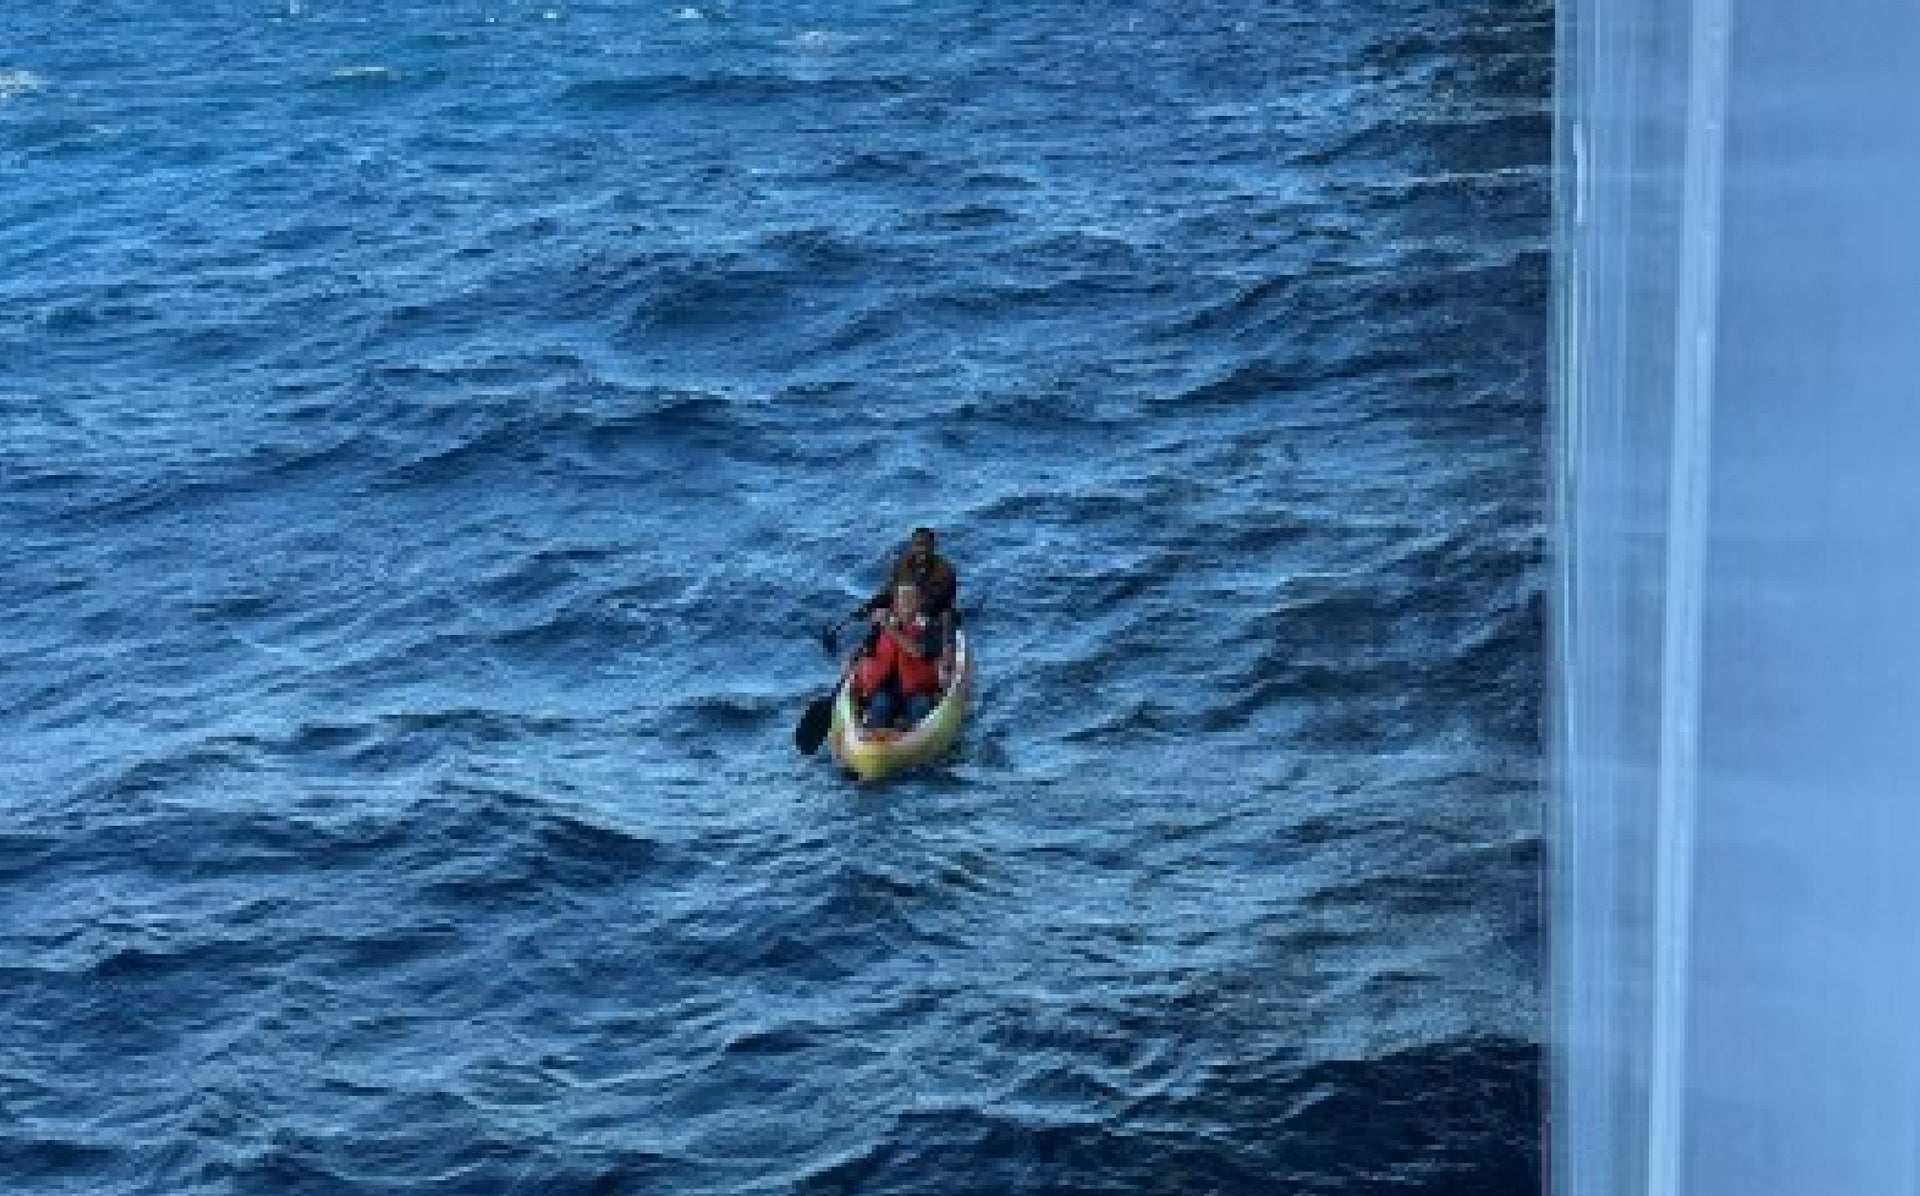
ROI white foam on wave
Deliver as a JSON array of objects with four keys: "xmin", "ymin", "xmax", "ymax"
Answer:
[
  {"xmin": 332, "ymin": 65, "xmax": 399, "ymax": 82},
  {"xmin": 0, "ymin": 69, "xmax": 47, "ymax": 101},
  {"xmin": 788, "ymin": 29, "xmax": 853, "ymax": 54}
]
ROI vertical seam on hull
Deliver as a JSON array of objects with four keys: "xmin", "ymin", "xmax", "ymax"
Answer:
[{"xmin": 1647, "ymin": 0, "xmax": 1735, "ymax": 1192}]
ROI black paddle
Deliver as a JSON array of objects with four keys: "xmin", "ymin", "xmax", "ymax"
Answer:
[
  {"xmin": 794, "ymin": 674, "xmax": 844, "ymax": 756},
  {"xmin": 798, "ymin": 606, "xmax": 870, "ymax": 756}
]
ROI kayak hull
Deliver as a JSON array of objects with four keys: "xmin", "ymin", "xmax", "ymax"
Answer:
[{"xmin": 829, "ymin": 631, "xmax": 973, "ymax": 782}]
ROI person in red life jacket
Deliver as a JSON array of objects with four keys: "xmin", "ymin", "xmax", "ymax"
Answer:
[{"xmin": 853, "ymin": 581, "xmax": 946, "ymax": 730}]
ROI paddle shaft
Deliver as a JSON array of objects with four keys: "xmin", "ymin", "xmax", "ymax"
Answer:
[
  {"xmin": 820, "ymin": 608, "xmax": 865, "ymax": 657},
  {"xmin": 795, "ymin": 670, "xmax": 847, "ymax": 755}
]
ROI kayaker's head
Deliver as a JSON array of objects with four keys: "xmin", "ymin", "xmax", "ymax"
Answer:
[
  {"xmin": 893, "ymin": 582, "xmax": 922, "ymax": 621},
  {"xmin": 907, "ymin": 527, "xmax": 936, "ymax": 566}
]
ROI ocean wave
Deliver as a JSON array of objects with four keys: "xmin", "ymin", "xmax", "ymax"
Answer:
[
  {"xmin": 328, "ymin": 65, "xmax": 400, "ymax": 83},
  {"xmin": 373, "ymin": 385, "xmax": 752, "ymax": 486},
  {"xmin": 897, "ymin": 203, "xmax": 1020, "ymax": 232},
  {"xmin": 215, "ymin": 1125, "xmax": 681, "ymax": 1196},
  {"xmin": 474, "ymin": 544, "xmax": 623, "ymax": 606},
  {"xmin": 791, "ymin": 1107, "xmax": 1172, "ymax": 1196},
  {"xmin": 785, "ymin": 29, "xmax": 859, "ymax": 55},
  {"xmin": 562, "ymin": 71, "xmax": 911, "ymax": 110},
  {"xmin": 624, "ymin": 261, "xmax": 813, "ymax": 336},
  {"xmin": 472, "ymin": 238, "xmax": 852, "ymax": 346},
  {"xmin": 0, "ymin": 68, "xmax": 46, "ymax": 101},
  {"xmin": 820, "ymin": 147, "xmax": 950, "ymax": 185},
  {"xmin": 756, "ymin": 224, "xmax": 879, "ymax": 274},
  {"xmin": 785, "ymin": 1031, "xmax": 1536, "ymax": 1194},
  {"xmin": 414, "ymin": 796, "xmax": 675, "ymax": 906},
  {"xmin": 1288, "ymin": 56, "xmax": 1552, "ymax": 170},
  {"xmin": 1154, "ymin": 274, "xmax": 1304, "ymax": 340},
  {"xmin": 659, "ymin": 688, "xmax": 796, "ymax": 737},
  {"xmin": 0, "ymin": 831, "xmax": 57, "ymax": 884},
  {"xmin": 1153, "ymin": 359, "xmax": 1307, "ymax": 410},
  {"xmin": 660, "ymin": 855, "xmax": 976, "ymax": 985},
  {"xmin": 916, "ymin": 271, "xmax": 1173, "ymax": 320},
  {"xmin": 0, "ymin": 1133, "xmax": 120, "ymax": 1187},
  {"xmin": 52, "ymin": 430, "xmax": 372, "ymax": 524}
]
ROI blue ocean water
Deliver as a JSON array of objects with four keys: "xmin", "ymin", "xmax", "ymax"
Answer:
[{"xmin": 1, "ymin": 1, "xmax": 1550, "ymax": 1192}]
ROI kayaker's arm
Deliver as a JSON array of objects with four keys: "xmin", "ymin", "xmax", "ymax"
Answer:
[
  {"xmin": 862, "ymin": 558, "xmax": 908, "ymax": 615},
  {"xmin": 922, "ymin": 560, "xmax": 957, "ymax": 616},
  {"xmin": 880, "ymin": 620, "xmax": 936, "ymax": 660}
]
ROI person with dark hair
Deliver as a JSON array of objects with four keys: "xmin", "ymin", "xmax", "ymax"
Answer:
[{"xmin": 860, "ymin": 527, "xmax": 957, "ymax": 622}]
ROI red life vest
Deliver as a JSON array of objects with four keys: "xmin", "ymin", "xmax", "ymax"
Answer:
[
  {"xmin": 854, "ymin": 650, "xmax": 891, "ymax": 698},
  {"xmin": 892, "ymin": 617, "xmax": 944, "ymax": 697},
  {"xmin": 856, "ymin": 617, "xmax": 943, "ymax": 699}
]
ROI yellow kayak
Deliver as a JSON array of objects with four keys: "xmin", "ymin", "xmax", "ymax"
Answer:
[{"xmin": 829, "ymin": 631, "xmax": 973, "ymax": 782}]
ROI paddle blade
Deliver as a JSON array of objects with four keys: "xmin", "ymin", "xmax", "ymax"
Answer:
[{"xmin": 794, "ymin": 693, "xmax": 836, "ymax": 755}]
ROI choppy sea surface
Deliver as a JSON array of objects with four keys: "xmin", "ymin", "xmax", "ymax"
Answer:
[{"xmin": 1, "ymin": 1, "xmax": 1550, "ymax": 1192}]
